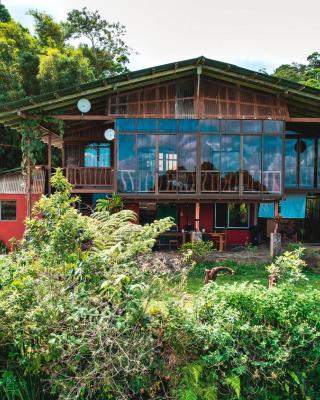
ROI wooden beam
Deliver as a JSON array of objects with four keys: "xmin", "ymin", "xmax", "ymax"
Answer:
[
  {"xmin": 285, "ymin": 117, "xmax": 320, "ymax": 123},
  {"xmin": 52, "ymin": 115, "xmax": 115, "ymax": 121},
  {"xmin": 47, "ymin": 131, "xmax": 52, "ymax": 195}
]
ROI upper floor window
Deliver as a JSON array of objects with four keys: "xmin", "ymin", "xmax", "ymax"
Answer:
[
  {"xmin": 0, "ymin": 200, "xmax": 16, "ymax": 221},
  {"xmin": 84, "ymin": 143, "xmax": 111, "ymax": 167}
]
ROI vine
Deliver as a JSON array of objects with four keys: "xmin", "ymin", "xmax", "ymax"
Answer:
[{"xmin": 19, "ymin": 116, "xmax": 64, "ymax": 173}]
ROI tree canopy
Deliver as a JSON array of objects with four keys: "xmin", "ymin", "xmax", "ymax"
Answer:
[{"xmin": 0, "ymin": 3, "xmax": 132, "ymax": 172}]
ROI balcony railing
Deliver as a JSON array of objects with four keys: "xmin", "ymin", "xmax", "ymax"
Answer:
[{"xmin": 65, "ymin": 167, "xmax": 114, "ymax": 189}]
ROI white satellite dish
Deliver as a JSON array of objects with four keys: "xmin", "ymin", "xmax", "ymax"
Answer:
[
  {"xmin": 104, "ymin": 128, "xmax": 115, "ymax": 141},
  {"xmin": 77, "ymin": 98, "xmax": 91, "ymax": 113}
]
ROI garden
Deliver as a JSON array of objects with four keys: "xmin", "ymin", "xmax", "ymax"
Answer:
[{"xmin": 0, "ymin": 170, "xmax": 320, "ymax": 400}]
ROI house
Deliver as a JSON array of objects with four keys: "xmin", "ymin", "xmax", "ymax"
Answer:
[
  {"xmin": 0, "ymin": 167, "xmax": 46, "ymax": 248},
  {"xmin": 0, "ymin": 56, "xmax": 320, "ymax": 247}
]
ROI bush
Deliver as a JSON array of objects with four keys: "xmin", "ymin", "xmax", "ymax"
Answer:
[
  {"xmin": 180, "ymin": 239, "xmax": 216, "ymax": 265},
  {"xmin": 163, "ymin": 283, "xmax": 320, "ymax": 399},
  {"xmin": 0, "ymin": 240, "xmax": 6, "ymax": 254}
]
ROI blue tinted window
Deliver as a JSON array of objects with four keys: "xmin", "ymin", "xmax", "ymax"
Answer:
[
  {"xmin": 199, "ymin": 119, "xmax": 220, "ymax": 133},
  {"xmin": 116, "ymin": 118, "xmax": 137, "ymax": 132},
  {"xmin": 158, "ymin": 119, "xmax": 178, "ymax": 132},
  {"xmin": 285, "ymin": 139, "xmax": 298, "ymax": 188},
  {"xmin": 137, "ymin": 118, "xmax": 157, "ymax": 132},
  {"xmin": 221, "ymin": 120, "xmax": 241, "ymax": 133},
  {"xmin": 178, "ymin": 119, "xmax": 198, "ymax": 132},
  {"xmin": 263, "ymin": 120, "xmax": 284, "ymax": 133},
  {"xmin": 242, "ymin": 120, "xmax": 262, "ymax": 133}
]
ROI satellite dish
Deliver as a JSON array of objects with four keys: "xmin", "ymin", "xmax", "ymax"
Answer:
[
  {"xmin": 104, "ymin": 128, "xmax": 115, "ymax": 141},
  {"xmin": 77, "ymin": 98, "xmax": 91, "ymax": 113}
]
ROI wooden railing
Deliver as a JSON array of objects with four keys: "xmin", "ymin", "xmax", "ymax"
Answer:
[{"xmin": 64, "ymin": 167, "xmax": 114, "ymax": 188}]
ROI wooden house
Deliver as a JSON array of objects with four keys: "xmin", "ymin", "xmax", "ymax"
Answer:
[{"xmin": 1, "ymin": 56, "xmax": 320, "ymax": 246}]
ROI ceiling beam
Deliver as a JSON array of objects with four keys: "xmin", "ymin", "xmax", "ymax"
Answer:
[{"xmin": 52, "ymin": 115, "xmax": 115, "ymax": 121}]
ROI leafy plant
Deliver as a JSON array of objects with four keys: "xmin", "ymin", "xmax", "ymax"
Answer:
[
  {"xmin": 180, "ymin": 239, "xmax": 216, "ymax": 265},
  {"xmin": 95, "ymin": 193, "xmax": 123, "ymax": 214},
  {"xmin": 0, "ymin": 240, "xmax": 7, "ymax": 255}
]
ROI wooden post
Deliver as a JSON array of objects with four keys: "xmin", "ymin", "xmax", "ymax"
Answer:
[
  {"xmin": 48, "ymin": 131, "xmax": 52, "ymax": 195},
  {"xmin": 195, "ymin": 201, "xmax": 200, "ymax": 231},
  {"xmin": 26, "ymin": 137, "xmax": 32, "ymax": 218}
]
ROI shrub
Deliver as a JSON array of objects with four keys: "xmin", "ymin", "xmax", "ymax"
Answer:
[
  {"xmin": 163, "ymin": 283, "xmax": 320, "ymax": 399},
  {"xmin": 0, "ymin": 240, "xmax": 6, "ymax": 254},
  {"xmin": 180, "ymin": 239, "xmax": 216, "ymax": 265}
]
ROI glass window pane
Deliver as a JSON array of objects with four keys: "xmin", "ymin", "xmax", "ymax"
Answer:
[
  {"xmin": 215, "ymin": 203, "xmax": 228, "ymax": 228},
  {"xmin": 199, "ymin": 119, "xmax": 220, "ymax": 133},
  {"xmin": 228, "ymin": 203, "xmax": 249, "ymax": 228},
  {"xmin": 300, "ymin": 139, "xmax": 315, "ymax": 188},
  {"xmin": 159, "ymin": 134, "xmax": 177, "ymax": 192},
  {"xmin": 84, "ymin": 143, "xmax": 98, "ymax": 167},
  {"xmin": 221, "ymin": 136, "xmax": 240, "ymax": 192},
  {"xmin": 98, "ymin": 144, "xmax": 111, "ymax": 167},
  {"xmin": 243, "ymin": 136, "xmax": 262, "ymax": 192},
  {"xmin": 178, "ymin": 134, "xmax": 196, "ymax": 192},
  {"xmin": 263, "ymin": 136, "xmax": 282, "ymax": 193},
  {"xmin": 137, "ymin": 134, "xmax": 156, "ymax": 192},
  {"xmin": 285, "ymin": 139, "xmax": 298, "ymax": 188},
  {"xmin": 117, "ymin": 134, "xmax": 136, "ymax": 192},
  {"xmin": 201, "ymin": 135, "xmax": 220, "ymax": 170},
  {"xmin": 263, "ymin": 120, "xmax": 284, "ymax": 133},
  {"xmin": 242, "ymin": 120, "xmax": 263, "ymax": 133},
  {"xmin": 221, "ymin": 120, "xmax": 241, "ymax": 133},
  {"xmin": 1, "ymin": 201, "xmax": 16, "ymax": 220}
]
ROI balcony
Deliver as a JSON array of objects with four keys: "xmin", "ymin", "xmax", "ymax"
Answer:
[{"xmin": 64, "ymin": 167, "xmax": 114, "ymax": 192}]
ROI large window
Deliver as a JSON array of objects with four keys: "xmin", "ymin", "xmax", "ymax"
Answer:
[
  {"xmin": 220, "ymin": 135, "xmax": 240, "ymax": 192},
  {"xmin": 84, "ymin": 143, "xmax": 111, "ymax": 167},
  {"xmin": 285, "ymin": 138, "xmax": 298, "ymax": 188},
  {"xmin": 159, "ymin": 134, "xmax": 177, "ymax": 192},
  {"xmin": 263, "ymin": 136, "xmax": 282, "ymax": 193},
  {"xmin": 215, "ymin": 202, "xmax": 250, "ymax": 229},
  {"xmin": 243, "ymin": 136, "xmax": 262, "ymax": 192},
  {"xmin": 201, "ymin": 134, "xmax": 220, "ymax": 191},
  {"xmin": 300, "ymin": 139, "xmax": 314, "ymax": 188},
  {"xmin": 116, "ymin": 118, "xmax": 284, "ymax": 195},
  {"xmin": 0, "ymin": 201, "xmax": 16, "ymax": 221},
  {"xmin": 137, "ymin": 134, "xmax": 156, "ymax": 192},
  {"xmin": 117, "ymin": 134, "xmax": 136, "ymax": 192}
]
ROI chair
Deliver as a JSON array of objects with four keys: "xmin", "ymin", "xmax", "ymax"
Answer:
[{"xmin": 169, "ymin": 239, "xmax": 179, "ymax": 250}]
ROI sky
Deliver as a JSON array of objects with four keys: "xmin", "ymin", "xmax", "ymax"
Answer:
[{"xmin": 4, "ymin": 0, "xmax": 320, "ymax": 73}]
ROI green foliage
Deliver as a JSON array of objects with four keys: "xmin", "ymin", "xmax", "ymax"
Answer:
[
  {"xmin": 0, "ymin": 240, "xmax": 6, "ymax": 254},
  {"xmin": 0, "ymin": 4, "xmax": 11, "ymax": 23},
  {"xmin": 180, "ymin": 239, "xmax": 216, "ymax": 264},
  {"xmin": 64, "ymin": 7, "xmax": 130, "ymax": 78},
  {"xmin": 165, "ymin": 283, "xmax": 320, "ymax": 399},
  {"xmin": 267, "ymin": 247, "xmax": 307, "ymax": 284},
  {"xmin": 0, "ymin": 170, "xmax": 173, "ymax": 399},
  {"xmin": 95, "ymin": 193, "xmax": 123, "ymax": 213},
  {"xmin": 273, "ymin": 52, "xmax": 320, "ymax": 89}
]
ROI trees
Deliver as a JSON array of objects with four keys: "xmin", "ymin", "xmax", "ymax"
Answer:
[{"xmin": 273, "ymin": 53, "xmax": 320, "ymax": 89}]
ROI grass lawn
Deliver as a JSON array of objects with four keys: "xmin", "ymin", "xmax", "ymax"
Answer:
[{"xmin": 187, "ymin": 260, "xmax": 320, "ymax": 294}]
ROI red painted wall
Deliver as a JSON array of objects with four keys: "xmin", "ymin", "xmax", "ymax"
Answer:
[
  {"xmin": 225, "ymin": 230, "xmax": 251, "ymax": 246},
  {"xmin": 179, "ymin": 204, "xmax": 195, "ymax": 230},
  {"xmin": 199, "ymin": 204, "xmax": 214, "ymax": 231},
  {"xmin": 0, "ymin": 194, "xmax": 41, "ymax": 249}
]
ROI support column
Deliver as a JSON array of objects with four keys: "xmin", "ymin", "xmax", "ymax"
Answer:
[
  {"xmin": 26, "ymin": 137, "xmax": 32, "ymax": 218},
  {"xmin": 195, "ymin": 201, "xmax": 200, "ymax": 231},
  {"xmin": 48, "ymin": 131, "xmax": 52, "ymax": 195}
]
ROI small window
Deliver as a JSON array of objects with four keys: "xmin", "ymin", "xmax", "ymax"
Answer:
[
  {"xmin": 215, "ymin": 202, "xmax": 250, "ymax": 229},
  {"xmin": 0, "ymin": 201, "xmax": 16, "ymax": 221},
  {"xmin": 242, "ymin": 120, "xmax": 263, "ymax": 133},
  {"xmin": 84, "ymin": 143, "xmax": 111, "ymax": 168},
  {"xmin": 263, "ymin": 120, "xmax": 284, "ymax": 134}
]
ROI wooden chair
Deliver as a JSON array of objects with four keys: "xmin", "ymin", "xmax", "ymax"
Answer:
[{"xmin": 169, "ymin": 239, "xmax": 179, "ymax": 250}]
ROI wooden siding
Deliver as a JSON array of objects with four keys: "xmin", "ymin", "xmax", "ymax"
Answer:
[{"xmin": 106, "ymin": 77, "xmax": 288, "ymax": 120}]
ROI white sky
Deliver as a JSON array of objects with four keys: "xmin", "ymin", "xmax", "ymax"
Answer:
[{"xmin": 4, "ymin": 0, "xmax": 320, "ymax": 73}]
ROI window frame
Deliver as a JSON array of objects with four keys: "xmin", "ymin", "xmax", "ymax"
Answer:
[
  {"xmin": 215, "ymin": 202, "xmax": 250, "ymax": 229},
  {"xmin": 0, "ymin": 200, "xmax": 17, "ymax": 221}
]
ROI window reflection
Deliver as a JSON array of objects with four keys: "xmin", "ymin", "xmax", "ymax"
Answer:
[
  {"xmin": 221, "ymin": 136, "xmax": 240, "ymax": 192},
  {"xmin": 137, "ymin": 134, "xmax": 156, "ymax": 192},
  {"xmin": 243, "ymin": 136, "xmax": 262, "ymax": 192},
  {"xmin": 117, "ymin": 134, "xmax": 136, "ymax": 192},
  {"xmin": 159, "ymin": 134, "xmax": 177, "ymax": 192},
  {"xmin": 178, "ymin": 134, "xmax": 196, "ymax": 192},
  {"xmin": 285, "ymin": 139, "xmax": 298, "ymax": 188},
  {"xmin": 84, "ymin": 143, "xmax": 111, "ymax": 167},
  {"xmin": 300, "ymin": 139, "xmax": 314, "ymax": 188},
  {"xmin": 263, "ymin": 136, "xmax": 282, "ymax": 193},
  {"xmin": 201, "ymin": 135, "xmax": 220, "ymax": 191}
]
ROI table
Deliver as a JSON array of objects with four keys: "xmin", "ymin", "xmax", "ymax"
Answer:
[{"xmin": 204, "ymin": 232, "xmax": 226, "ymax": 252}]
